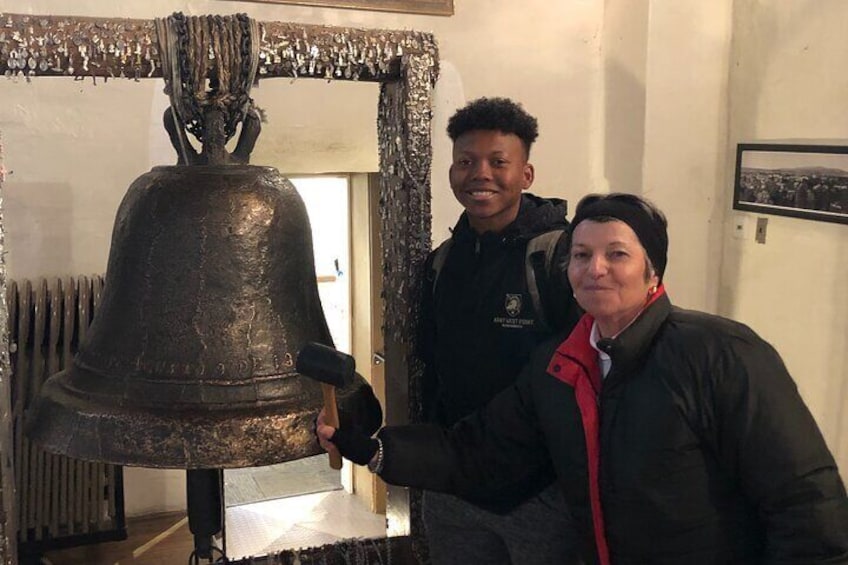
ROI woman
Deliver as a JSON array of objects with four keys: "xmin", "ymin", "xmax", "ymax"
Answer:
[{"xmin": 318, "ymin": 193, "xmax": 848, "ymax": 564}]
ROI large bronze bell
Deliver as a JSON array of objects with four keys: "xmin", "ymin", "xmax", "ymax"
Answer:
[{"xmin": 26, "ymin": 164, "xmax": 377, "ymax": 469}]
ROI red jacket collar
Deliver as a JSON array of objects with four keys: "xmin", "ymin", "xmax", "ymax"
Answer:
[{"xmin": 547, "ymin": 284, "xmax": 668, "ymax": 389}]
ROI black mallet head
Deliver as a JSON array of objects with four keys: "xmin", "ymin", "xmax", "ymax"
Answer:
[{"xmin": 296, "ymin": 342, "xmax": 355, "ymax": 388}]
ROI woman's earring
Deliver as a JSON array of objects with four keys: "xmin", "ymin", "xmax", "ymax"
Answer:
[{"xmin": 648, "ymin": 285, "xmax": 657, "ymax": 296}]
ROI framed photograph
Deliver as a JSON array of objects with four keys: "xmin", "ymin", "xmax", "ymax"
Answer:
[
  {"xmin": 236, "ymin": 0, "xmax": 453, "ymax": 16},
  {"xmin": 733, "ymin": 143, "xmax": 848, "ymax": 225}
]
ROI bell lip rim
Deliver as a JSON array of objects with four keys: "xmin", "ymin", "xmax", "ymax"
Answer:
[{"xmin": 25, "ymin": 389, "xmax": 325, "ymax": 469}]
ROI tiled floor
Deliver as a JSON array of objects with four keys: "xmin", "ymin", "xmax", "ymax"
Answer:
[
  {"xmin": 225, "ymin": 489, "xmax": 388, "ymax": 560},
  {"xmin": 222, "ymin": 454, "xmax": 387, "ymax": 558},
  {"xmin": 224, "ymin": 455, "xmax": 343, "ymax": 507}
]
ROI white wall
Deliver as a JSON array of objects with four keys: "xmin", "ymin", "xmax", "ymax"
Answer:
[
  {"xmin": 720, "ymin": 0, "xmax": 848, "ymax": 471},
  {"xmin": 640, "ymin": 0, "xmax": 734, "ymax": 313},
  {"xmin": 601, "ymin": 0, "xmax": 736, "ymax": 315}
]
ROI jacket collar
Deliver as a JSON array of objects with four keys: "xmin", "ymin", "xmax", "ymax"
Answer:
[
  {"xmin": 450, "ymin": 193, "xmax": 569, "ymax": 244},
  {"xmin": 554, "ymin": 315, "xmax": 598, "ymax": 376},
  {"xmin": 552, "ymin": 286, "xmax": 672, "ymax": 390},
  {"xmin": 601, "ymin": 286, "xmax": 671, "ymax": 382}
]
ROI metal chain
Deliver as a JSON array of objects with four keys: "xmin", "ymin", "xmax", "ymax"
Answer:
[{"xmin": 171, "ymin": 12, "xmax": 204, "ymax": 141}]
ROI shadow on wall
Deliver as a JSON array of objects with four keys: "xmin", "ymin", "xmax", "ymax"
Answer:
[
  {"xmin": 604, "ymin": 59, "xmax": 644, "ymax": 194},
  {"xmin": 827, "ymin": 242, "xmax": 848, "ymax": 466},
  {"xmin": 5, "ymin": 182, "xmax": 74, "ymax": 277},
  {"xmin": 717, "ymin": 0, "xmax": 777, "ymax": 318}
]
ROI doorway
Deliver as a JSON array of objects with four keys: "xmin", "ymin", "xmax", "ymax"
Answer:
[
  {"xmin": 220, "ymin": 174, "xmax": 388, "ymax": 558},
  {"xmin": 223, "ymin": 174, "xmax": 351, "ymax": 509}
]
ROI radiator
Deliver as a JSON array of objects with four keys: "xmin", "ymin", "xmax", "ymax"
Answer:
[{"xmin": 7, "ymin": 275, "xmax": 126, "ymax": 553}]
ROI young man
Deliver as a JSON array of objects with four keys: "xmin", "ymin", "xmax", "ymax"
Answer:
[{"xmin": 418, "ymin": 97, "xmax": 582, "ymax": 564}]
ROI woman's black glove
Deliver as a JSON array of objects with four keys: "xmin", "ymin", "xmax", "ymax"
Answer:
[
  {"xmin": 330, "ymin": 426, "xmax": 379, "ymax": 466},
  {"xmin": 336, "ymin": 372, "xmax": 383, "ymax": 436}
]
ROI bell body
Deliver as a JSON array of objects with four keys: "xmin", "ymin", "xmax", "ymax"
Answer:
[{"xmin": 27, "ymin": 165, "xmax": 339, "ymax": 468}]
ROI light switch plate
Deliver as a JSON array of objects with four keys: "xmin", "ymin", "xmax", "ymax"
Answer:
[
  {"xmin": 755, "ymin": 217, "xmax": 768, "ymax": 244},
  {"xmin": 732, "ymin": 215, "xmax": 747, "ymax": 240}
]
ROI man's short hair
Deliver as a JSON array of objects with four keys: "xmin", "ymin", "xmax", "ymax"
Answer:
[{"xmin": 447, "ymin": 97, "xmax": 539, "ymax": 156}]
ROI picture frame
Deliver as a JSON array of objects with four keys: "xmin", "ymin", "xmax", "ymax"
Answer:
[
  {"xmin": 234, "ymin": 0, "xmax": 453, "ymax": 16},
  {"xmin": 733, "ymin": 143, "xmax": 848, "ymax": 225}
]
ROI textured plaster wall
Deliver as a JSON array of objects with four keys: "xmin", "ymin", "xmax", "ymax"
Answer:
[{"xmin": 720, "ymin": 0, "xmax": 848, "ymax": 473}]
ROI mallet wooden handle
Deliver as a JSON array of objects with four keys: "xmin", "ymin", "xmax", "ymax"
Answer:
[
  {"xmin": 321, "ymin": 383, "xmax": 343, "ymax": 470},
  {"xmin": 296, "ymin": 342, "xmax": 355, "ymax": 471}
]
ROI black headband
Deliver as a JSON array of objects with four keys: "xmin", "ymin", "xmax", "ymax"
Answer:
[{"xmin": 571, "ymin": 199, "xmax": 668, "ymax": 281}]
